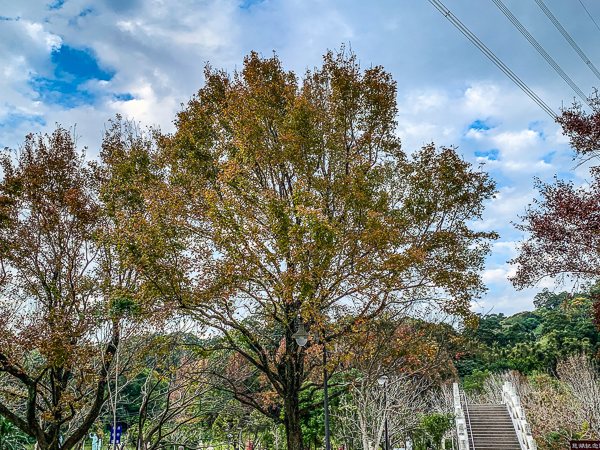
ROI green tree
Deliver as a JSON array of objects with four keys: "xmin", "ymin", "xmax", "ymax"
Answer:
[
  {"xmin": 468, "ymin": 314, "xmax": 507, "ymax": 347},
  {"xmin": 458, "ymin": 286, "xmax": 600, "ymax": 375},
  {"xmin": 0, "ymin": 417, "xmax": 28, "ymax": 450},
  {"xmin": 533, "ymin": 289, "xmax": 566, "ymax": 311},
  {"xmin": 463, "ymin": 370, "xmax": 489, "ymax": 395},
  {"xmin": 420, "ymin": 414, "xmax": 454, "ymax": 450}
]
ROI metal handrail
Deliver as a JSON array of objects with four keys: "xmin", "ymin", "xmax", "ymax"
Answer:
[{"xmin": 460, "ymin": 391, "xmax": 475, "ymax": 450}]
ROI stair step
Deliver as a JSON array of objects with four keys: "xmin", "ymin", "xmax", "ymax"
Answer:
[
  {"xmin": 471, "ymin": 422, "xmax": 515, "ymax": 426},
  {"xmin": 472, "ymin": 446, "xmax": 521, "ymax": 448},
  {"xmin": 470, "ymin": 418, "xmax": 513, "ymax": 421},
  {"xmin": 472, "ymin": 431, "xmax": 519, "ymax": 434},
  {"xmin": 470, "ymin": 404, "xmax": 506, "ymax": 406},
  {"xmin": 473, "ymin": 436, "xmax": 519, "ymax": 439},
  {"xmin": 472, "ymin": 447, "xmax": 521, "ymax": 450},
  {"xmin": 470, "ymin": 416, "xmax": 512, "ymax": 419},
  {"xmin": 473, "ymin": 435, "xmax": 520, "ymax": 439},
  {"xmin": 469, "ymin": 405, "xmax": 507, "ymax": 408},
  {"xmin": 469, "ymin": 407, "xmax": 508, "ymax": 410},
  {"xmin": 471, "ymin": 414, "xmax": 511, "ymax": 417},
  {"xmin": 469, "ymin": 410, "xmax": 510, "ymax": 413},
  {"xmin": 462, "ymin": 402, "xmax": 522, "ymax": 450},
  {"xmin": 471, "ymin": 425, "xmax": 517, "ymax": 428},
  {"xmin": 471, "ymin": 423, "xmax": 515, "ymax": 426},
  {"xmin": 472, "ymin": 430, "xmax": 519, "ymax": 434},
  {"xmin": 473, "ymin": 441, "xmax": 520, "ymax": 445},
  {"xmin": 474, "ymin": 442, "xmax": 521, "ymax": 445},
  {"xmin": 473, "ymin": 442, "xmax": 520, "ymax": 445},
  {"xmin": 471, "ymin": 423, "xmax": 514, "ymax": 426}
]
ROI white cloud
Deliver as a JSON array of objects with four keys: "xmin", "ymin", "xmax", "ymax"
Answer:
[
  {"xmin": 463, "ymin": 83, "xmax": 500, "ymax": 115},
  {"xmin": 482, "ymin": 266, "xmax": 516, "ymax": 285},
  {"xmin": 1, "ymin": 0, "xmax": 597, "ymax": 315},
  {"xmin": 23, "ymin": 21, "xmax": 62, "ymax": 51}
]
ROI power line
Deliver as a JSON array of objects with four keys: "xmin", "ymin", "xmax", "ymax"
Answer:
[
  {"xmin": 490, "ymin": 0, "xmax": 592, "ymax": 107},
  {"xmin": 534, "ymin": 0, "xmax": 600, "ymax": 81},
  {"xmin": 427, "ymin": 0, "xmax": 557, "ymax": 119},
  {"xmin": 578, "ymin": 0, "xmax": 600, "ymax": 34}
]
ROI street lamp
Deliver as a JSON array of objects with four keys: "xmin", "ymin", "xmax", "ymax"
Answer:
[
  {"xmin": 378, "ymin": 375, "xmax": 390, "ymax": 450},
  {"xmin": 292, "ymin": 322, "xmax": 309, "ymax": 347},
  {"xmin": 377, "ymin": 375, "xmax": 389, "ymax": 386},
  {"xmin": 293, "ymin": 321, "xmax": 331, "ymax": 450},
  {"xmin": 226, "ymin": 430, "xmax": 233, "ymax": 450}
]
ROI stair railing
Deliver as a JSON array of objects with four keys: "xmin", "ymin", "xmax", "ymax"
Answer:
[
  {"xmin": 502, "ymin": 382, "xmax": 537, "ymax": 450},
  {"xmin": 460, "ymin": 390, "xmax": 475, "ymax": 450},
  {"xmin": 452, "ymin": 383, "xmax": 470, "ymax": 450}
]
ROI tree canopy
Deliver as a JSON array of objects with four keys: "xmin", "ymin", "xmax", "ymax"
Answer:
[
  {"xmin": 0, "ymin": 48, "xmax": 504, "ymax": 450},
  {"xmin": 98, "ymin": 48, "xmax": 498, "ymax": 450},
  {"xmin": 0, "ymin": 129, "xmax": 124, "ymax": 450}
]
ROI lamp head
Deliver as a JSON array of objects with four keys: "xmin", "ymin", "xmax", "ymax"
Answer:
[
  {"xmin": 377, "ymin": 375, "xmax": 389, "ymax": 386},
  {"xmin": 292, "ymin": 322, "xmax": 309, "ymax": 347}
]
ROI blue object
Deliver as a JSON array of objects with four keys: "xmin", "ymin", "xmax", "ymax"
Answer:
[{"xmin": 109, "ymin": 425, "xmax": 122, "ymax": 444}]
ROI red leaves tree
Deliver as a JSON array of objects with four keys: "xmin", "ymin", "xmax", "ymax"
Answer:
[
  {"xmin": 509, "ymin": 174, "xmax": 600, "ymax": 287},
  {"xmin": 511, "ymin": 90, "xmax": 600, "ymax": 324},
  {"xmin": 556, "ymin": 90, "xmax": 600, "ymax": 163}
]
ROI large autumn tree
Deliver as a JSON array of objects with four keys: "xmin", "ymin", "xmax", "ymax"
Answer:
[
  {"xmin": 104, "ymin": 49, "xmax": 497, "ymax": 450},
  {"xmin": 510, "ymin": 91, "xmax": 600, "ymax": 296},
  {"xmin": 0, "ymin": 128, "xmax": 150, "ymax": 450}
]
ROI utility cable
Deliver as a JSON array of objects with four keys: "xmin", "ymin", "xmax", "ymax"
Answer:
[
  {"xmin": 578, "ymin": 0, "xmax": 600, "ymax": 34},
  {"xmin": 535, "ymin": 0, "xmax": 600, "ymax": 81},
  {"xmin": 491, "ymin": 0, "xmax": 592, "ymax": 107},
  {"xmin": 428, "ymin": 0, "xmax": 557, "ymax": 118}
]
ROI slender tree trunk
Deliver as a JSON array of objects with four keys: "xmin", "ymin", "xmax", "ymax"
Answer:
[
  {"xmin": 283, "ymin": 394, "xmax": 303, "ymax": 450},
  {"xmin": 282, "ymin": 312, "xmax": 305, "ymax": 450}
]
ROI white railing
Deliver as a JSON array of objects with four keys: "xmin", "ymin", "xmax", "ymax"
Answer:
[
  {"xmin": 453, "ymin": 383, "xmax": 470, "ymax": 450},
  {"xmin": 502, "ymin": 382, "xmax": 537, "ymax": 450}
]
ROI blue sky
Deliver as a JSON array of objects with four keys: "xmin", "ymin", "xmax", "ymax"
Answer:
[{"xmin": 1, "ymin": 0, "xmax": 600, "ymax": 315}]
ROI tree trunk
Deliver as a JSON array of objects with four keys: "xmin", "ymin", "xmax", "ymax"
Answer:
[{"xmin": 283, "ymin": 394, "xmax": 303, "ymax": 450}]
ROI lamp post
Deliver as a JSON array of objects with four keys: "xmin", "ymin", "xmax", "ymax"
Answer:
[
  {"xmin": 378, "ymin": 375, "xmax": 390, "ymax": 450},
  {"xmin": 226, "ymin": 429, "xmax": 233, "ymax": 450},
  {"xmin": 292, "ymin": 321, "xmax": 331, "ymax": 450}
]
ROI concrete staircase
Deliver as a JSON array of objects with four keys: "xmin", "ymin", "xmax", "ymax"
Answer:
[{"xmin": 467, "ymin": 404, "xmax": 521, "ymax": 450}]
